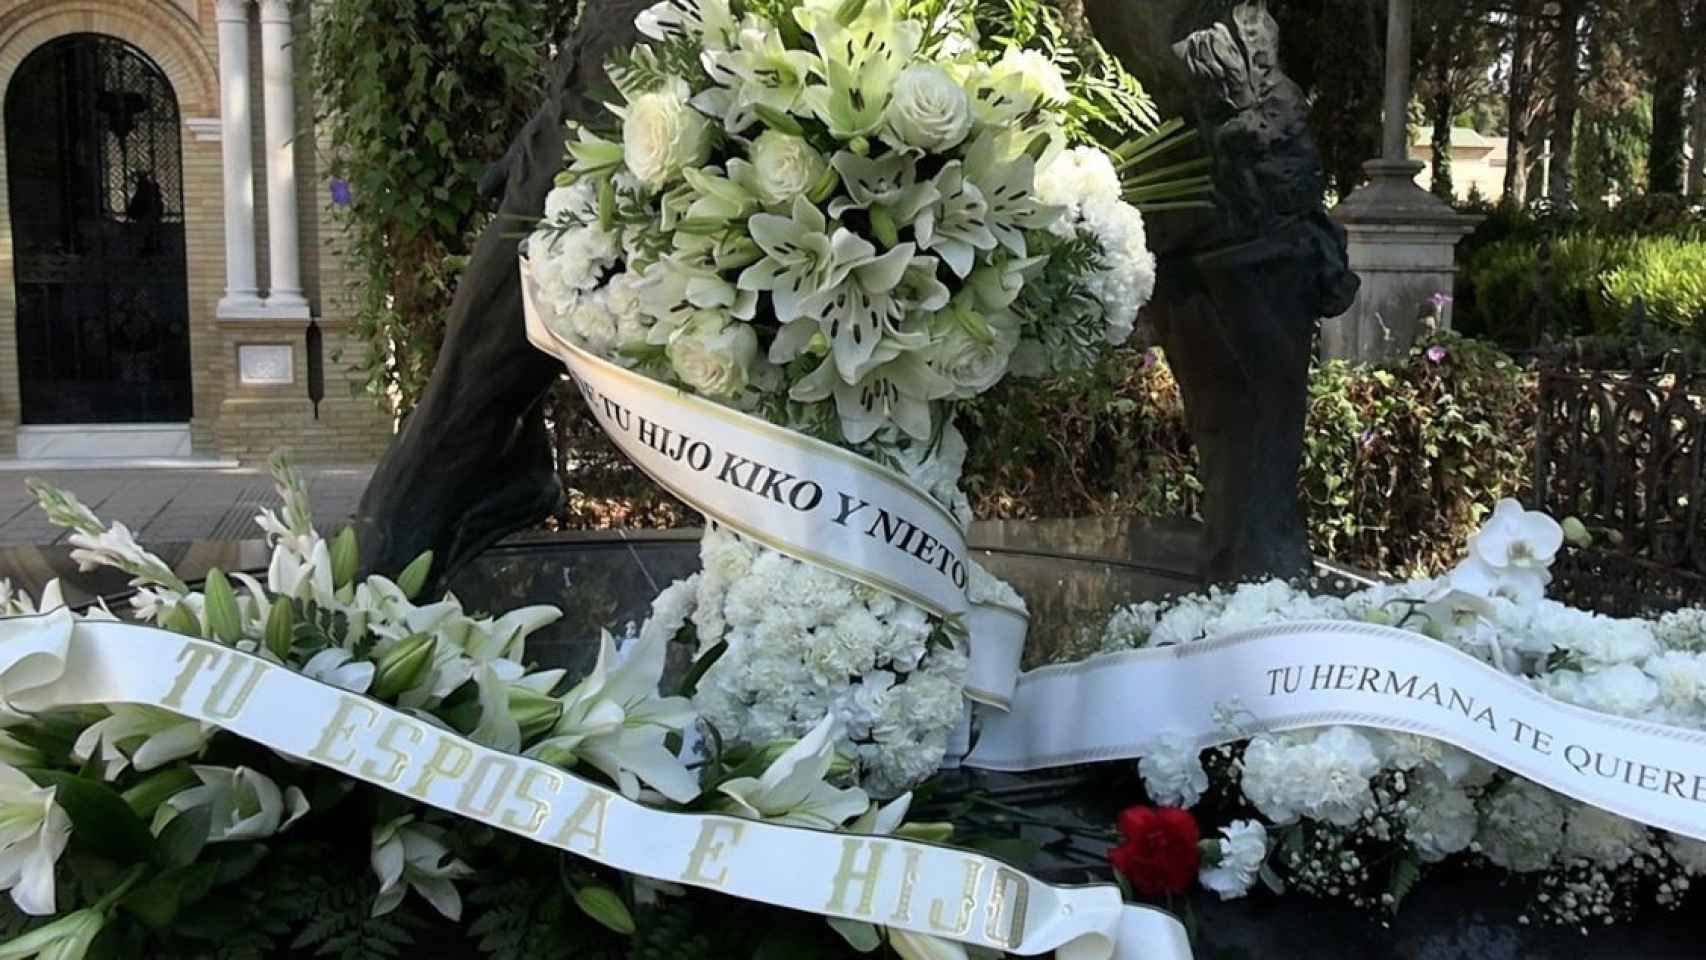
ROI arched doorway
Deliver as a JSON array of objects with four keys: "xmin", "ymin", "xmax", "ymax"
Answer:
[{"xmin": 5, "ymin": 34, "xmax": 192, "ymax": 427}]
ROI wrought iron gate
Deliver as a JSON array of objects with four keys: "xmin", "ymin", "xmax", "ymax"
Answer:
[{"xmin": 5, "ymin": 34, "xmax": 192, "ymax": 424}]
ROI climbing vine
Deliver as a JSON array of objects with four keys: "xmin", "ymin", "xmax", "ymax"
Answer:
[{"xmin": 309, "ymin": 0, "xmax": 579, "ymax": 415}]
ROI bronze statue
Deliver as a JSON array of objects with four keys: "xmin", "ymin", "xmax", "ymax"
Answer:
[{"xmin": 355, "ymin": 0, "xmax": 1357, "ymax": 590}]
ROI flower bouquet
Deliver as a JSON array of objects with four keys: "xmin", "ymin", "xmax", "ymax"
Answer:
[{"xmin": 520, "ymin": 0, "xmax": 1179, "ymax": 797}]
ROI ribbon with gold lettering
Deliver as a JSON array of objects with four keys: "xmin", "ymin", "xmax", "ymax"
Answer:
[
  {"xmin": 0, "ymin": 611, "xmax": 1189, "ymax": 960},
  {"xmin": 970, "ymin": 619, "xmax": 1706, "ymax": 843},
  {"xmin": 519, "ymin": 261, "xmax": 1028, "ymax": 710}
]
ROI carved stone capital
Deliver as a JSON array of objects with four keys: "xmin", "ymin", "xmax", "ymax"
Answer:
[{"xmin": 214, "ymin": 0, "xmax": 252, "ymax": 23}]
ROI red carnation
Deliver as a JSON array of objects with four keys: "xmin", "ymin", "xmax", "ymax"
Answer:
[{"xmin": 1108, "ymin": 805, "xmax": 1200, "ymax": 897}]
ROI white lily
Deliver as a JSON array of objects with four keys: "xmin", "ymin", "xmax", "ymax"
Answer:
[
  {"xmin": 73, "ymin": 704, "xmax": 216, "ymax": 779},
  {"xmin": 470, "ymin": 660, "xmax": 565, "ymax": 752},
  {"xmin": 718, "ymin": 714, "xmax": 869, "ymax": 828},
  {"xmin": 889, "ymin": 928, "xmax": 969, "ymax": 960},
  {"xmin": 0, "ymin": 764, "xmax": 70, "ymax": 915},
  {"xmin": 152, "ymin": 766, "xmax": 308, "ymax": 843},
  {"xmin": 370, "ymin": 817, "xmax": 473, "ymax": 921},
  {"xmin": 526, "ymin": 631, "xmax": 699, "ymax": 803},
  {"xmin": 267, "ymin": 537, "xmax": 336, "ymax": 606},
  {"xmin": 301, "ymin": 648, "xmax": 376, "ymax": 694}
]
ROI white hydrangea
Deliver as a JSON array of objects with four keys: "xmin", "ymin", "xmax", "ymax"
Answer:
[
  {"xmin": 1239, "ymin": 726, "xmax": 1379, "ymax": 827},
  {"xmin": 1562, "ymin": 806, "xmax": 1649, "ymax": 867},
  {"xmin": 1476, "ymin": 779, "xmax": 1566, "ymax": 873},
  {"xmin": 1137, "ymin": 732, "xmax": 1209, "ymax": 807}
]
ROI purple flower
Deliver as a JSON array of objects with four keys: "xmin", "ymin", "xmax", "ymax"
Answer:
[
  {"xmin": 1359, "ymin": 429, "xmax": 1376, "ymax": 449},
  {"xmin": 1141, "ymin": 348, "xmax": 1160, "ymax": 369},
  {"xmin": 1426, "ymin": 344, "xmax": 1448, "ymax": 364},
  {"xmin": 329, "ymin": 178, "xmax": 353, "ymax": 206},
  {"xmin": 1428, "ymin": 291, "xmax": 1454, "ymax": 310}
]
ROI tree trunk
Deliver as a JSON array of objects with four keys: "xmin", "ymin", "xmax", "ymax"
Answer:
[
  {"xmin": 1688, "ymin": 69, "xmax": 1706, "ymax": 194},
  {"xmin": 1549, "ymin": 0, "xmax": 1582, "ymax": 208},
  {"xmin": 1504, "ymin": 5, "xmax": 1536, "ymax": 206},
  {"xmin": 1431, "ymin": 88, "xmax": 1456, "ymax": 200},
  {"xmin": 1649, "ymin": 1, "xmax": 1689, "ymax": 194}
]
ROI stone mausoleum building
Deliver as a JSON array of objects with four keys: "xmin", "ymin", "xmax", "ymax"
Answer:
[{"xmin": 0, "ymin": 0, "xmax": 392, "ymax": 464}]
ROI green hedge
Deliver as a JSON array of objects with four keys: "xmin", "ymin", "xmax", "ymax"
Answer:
[
  {"xmin": 549, "ymin": 335, "xmax": 1536, "ymax": 579},
  {"xmin": 1456, "ymin": 195, "xmax": 1706, "ymax": 346}
]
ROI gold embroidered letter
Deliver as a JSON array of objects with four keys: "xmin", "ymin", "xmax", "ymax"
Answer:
[
  {"xmin": 551, "ymin": 791, "xmax": 611, "ymax": 854},
  {"xmin": 160, "ymin": 645, "xmax": 222, "ymax": 709},
  {"xmin": 984, "ymin": 867, "xmax": 1028, "ymax": 948},
  {"xmin": 406, "ymin": 734, "xmax": 473, "ymax": 799},
  {"xmin": 306, "ymin": 696, "xmax": 377, "ymax": 767},
  {"xmin": 890, "ymin": 848, "xmax": 923, "ymax": 924},
  {"xmin": 502, "ymin": 767, "xmax": 561, "ymax": 834},
  {"xmin": 825, "ymin": 839, "xmax": 889, "ymax": 917},
  {"xmin": 928, "ymin": 858, "xmax": 983, "ymax": 936},
  {"xmin": 360, "ymin": 717, "xmax": 421, "ymax": 784},
  {"xmin": 681, "ymin": 821, "xmax": 745, "ymax": 887},
  {"xmin": 205, "ymin": 656, "xmax": 270, "ymax": 720},
  {"xmin": 456, "ymin": 756, "xmax": 518, "ymax": 819}
]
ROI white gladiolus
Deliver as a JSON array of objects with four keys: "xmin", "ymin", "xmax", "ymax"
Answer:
[
  {"xmin": 0, "ymin": 763, "xmax": 70, "ymax": 916},
  {"xmin": 886, "ymin": 64, "xmax": 972, "ymax": 153},
  {"xmin": 750, "ymin": 131, "xmax": 828, "ymax": 205},
  {"xmin": 620, "ymin": 78, "xmax": 712, "ymax": 189}
]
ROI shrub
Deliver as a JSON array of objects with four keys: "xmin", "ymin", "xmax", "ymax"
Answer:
[{"xmin": 1600, "ymin": 236, "xmax": 1706, "ymax": 334}]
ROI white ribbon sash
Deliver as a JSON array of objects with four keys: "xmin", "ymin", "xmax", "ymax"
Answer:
[
  {"xmin": 0, "ymin": 611, "xmax": 1186, "ymax": 960},
  {"xmin": 520, "ymin": 262, "xmax": 1028, "ymax": 708},
  {"xmin": 971, "ymin": 620, "xmax": 1706, "ymax": 842}
]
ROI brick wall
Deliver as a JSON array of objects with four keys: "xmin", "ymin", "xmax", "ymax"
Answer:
[{"xmin": 0, "ymin": 0, "xmax": 393, "ymax": 465}]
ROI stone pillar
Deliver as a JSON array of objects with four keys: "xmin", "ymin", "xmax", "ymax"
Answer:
[
  {"xmin": 214, "ymin": 0, "xmax": 263, "ymax": 316},
  {"xmin": 259, "ymin": 0, "xmax": 310, "ymax": 317},
  {"xmin": 1325, "ymin": 0, "xmax": 1480, "ymax": 363}
]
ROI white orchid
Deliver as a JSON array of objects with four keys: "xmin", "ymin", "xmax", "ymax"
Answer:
[
  {"xmin": 73, "ymin": 705, "xmax": 216, "ymax": 779},
  {"xmin": 1448, "ymin": 499, "xmax": 1564, "ymax": 605},
  {"xmin": 526, "ymin": 631, "xmax": 699, "ymax": 803},
  {"xmin": 718, "ymin": 713, "xmax": 869, "ymax": 828},
  {"xmin": 0, "ymin": 764, "xmax": 70, "ymax": 915},
  {"xmin": 152, "ymin": 766, "xmax": 308, "ymax": 844},
  {"xmin": 370, "ymin": 817, "xmax": 474, "ymax": 921}
]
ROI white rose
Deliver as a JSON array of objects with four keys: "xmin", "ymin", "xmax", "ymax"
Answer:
[
  {"xmin": 750, "ymin": 131, "xmax": 828, "ymax": 205},
  {"xmin": 667, "ymin": 317, "xmax": 759, "ymax": 396},
  {"xmin": 622, "ymin": 78, "xmax": 713, "ymax": 189},
  {"xmin": 933, "ymin": 312, "xmax": 1017, "ymax": 399},
  {"xmin": 992, "ymin": 48, "xmax": 1069, "ymax": 106},
  {"xmin": 886, "ymin": 64, "xmax": 973, "ymax": 153}
]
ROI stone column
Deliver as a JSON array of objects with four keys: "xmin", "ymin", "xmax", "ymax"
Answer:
[
  {"xmin": 259, "ymin": 0, "xmax": 310, "ymax": 317},
  {"xmin": 214, "ymin": 0, "xmax": 263, "ymax": 316},
  {"xmin": 1325, "ymin": 0, "xmax": 1480, "ymax": 363}
]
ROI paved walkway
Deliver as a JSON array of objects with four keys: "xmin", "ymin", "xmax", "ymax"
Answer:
[{"xmin": 0, "ymin": 466, "xmax": 375, "ymax": 547}]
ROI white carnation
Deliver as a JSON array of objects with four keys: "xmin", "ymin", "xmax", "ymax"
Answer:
[
  {"xmin": 1403, "ymin": 770, "xmax": 1478, "ymax": 862},
  {"xmin": 1476, "ymin": 779, "xmax": 1566, "ymax": 873},
  {"xmin": 1035, "ymin": 146, "xmax": 1122, "ymax": 219},
  {"xmin": 1078, "ymin": 199, "xmax": 1156, "ymax": 345},
  {"xmin": 1137, "ymin": 732, "xmax": 1209, "ymax": 807},
  {"xmin": 1562, "ymin": 805, "xmax": 1649, "ymax": 867},
  {"xmin": 1239, "ymin": 727, "xmax": 1379, "ymax": 827},
  {"xmin": 1665, "ymin": 832, "xmax": 1706, "ymax": 874},
  {"xmin": 1198, "ymin": 820, "xmax": 1267, "ymax": 900},
  {"xmin": 1646, "ymin": 650, "xmax": 1706, "ymax": 717}
]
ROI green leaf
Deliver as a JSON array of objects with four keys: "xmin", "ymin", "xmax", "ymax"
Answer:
[
  {"xmin": 156, "ymin": 803, "xmax": 212, "ymax": 869},
  {"xmin": 1387, "ymin": 854, "xmax": 1421, "ymax": 911},
  {"xmin": 120, "ymin": 767, "xmax": 197, "ymax": 820},
  {"xmin": 25, "ymin": 770, "xmax": 158, "ymax": 866},
  {"xmin": 676, "ymin": 639, "xmax": 725, "ymax": 698},
  {"xmin": 203, "ymin": 568, "xmax": 242, "ymax": 643},
  {"xmin": 121, "ymin": 864, "xmax": 217, "ymax": 930}
]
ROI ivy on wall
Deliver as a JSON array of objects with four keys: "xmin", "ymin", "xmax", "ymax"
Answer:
[{"xmin": 310, "ymin": 0, "xmax": 579, "ymax": 415}]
